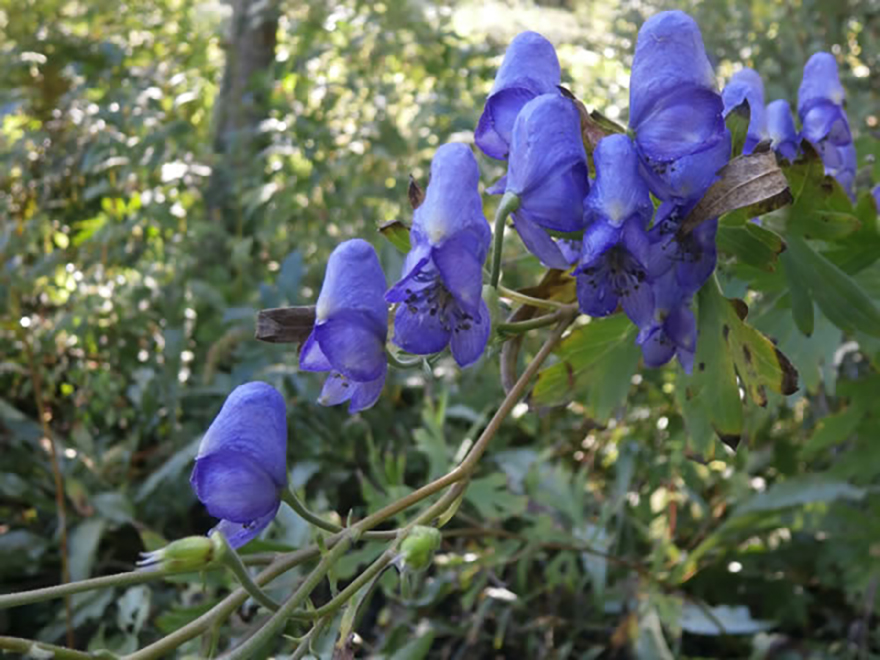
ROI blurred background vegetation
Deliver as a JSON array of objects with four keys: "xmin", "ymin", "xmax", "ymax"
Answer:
[{"xmin": 1, "ymin": 0, "xmax": 879, "ymax": 657}]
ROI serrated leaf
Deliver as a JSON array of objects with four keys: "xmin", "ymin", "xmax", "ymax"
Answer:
[
  {"xmin": 688, "ymin": 279, "xmax": 744, "ymax": 449},
  {"xmin": 782, "ymin": 146, "xmax": 860, "ymax": 239},
  {"xmin": 465, "ymin": 473, "xmax": 527, "ymax": 520},
  {"xmin": 716, "ymin": 223, "xmax": 785, "ymax": 272},
  {"xmin": 723, "ymin": 296, "xmax": 799, "ymax": 407},
  {"xmin": 785, "ymin": 235, "xmax": 880, "ymax": 337},
  {"xmin": 531, "ymin": 315, "xmax": 637, "ymax": 413},
  {"xmin": 378, "ymin": 219, "xmax": 411, "ymax": 253}
]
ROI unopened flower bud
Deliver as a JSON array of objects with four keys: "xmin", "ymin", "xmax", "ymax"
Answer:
[
  {"xmin": 400, "ymin": 525, "xmax": 442, "ymax": 571},
  {"xmin": 136, "ymin": 534, "xmax": 224, "ymax": 572}
]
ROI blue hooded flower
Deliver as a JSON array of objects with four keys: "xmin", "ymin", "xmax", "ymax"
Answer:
[
  {"xmin": 574, "ymin": 134, "xmax": 654, "ymax": 324},
  {"xmin": 489, "ymin": 94, "xmax": 590, "ymax": 268},
  {"xmin": 647, "ymin": 201, "xmax": 718, "ymax": 298},
  {"xmin": 766, "ymin": 99, "xmax": 799, "ymax": 162},
  {"xmin": 575, "ymin": 218, "xmax": 653, "ymax": 326},
  {"xmin": 818, "ymin": 140, "xmax": 856, "ymax": 197},
  {"xmin": 475, "ymin": 31, "xmax": 561, "ymax": 160},
  {"xmin": 300, "ymin": 239, "xmax": 388, "ymax": 413},
  {"xmin": 190, "ymin": 382, "xmax": 287, "ymax": 548},
  {"xmin": 797, "ymin": 52, "xmax": 850, "ymax": 147},
  {"xmin": 637, "ymin": 291, "xmax": 697, "ymax": 373},
  {"xmin": 386, "ymin": 143, "xmax": 492, "ymax": 367},
  {"xmin": 629, "ymin": 10, "xmax": 730, "ymax": 202},
  {"xmin": 722, "ymin": 68, "xmax": 768, "ymax": 155},
  {"xmin": 584, "ymin": 134, "xmax": 653, "ymax": 228}
]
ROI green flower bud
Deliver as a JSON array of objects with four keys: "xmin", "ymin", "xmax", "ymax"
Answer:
[
  {"xmin": 136, "ymin": 534, "xmax": 224, "ymax": 573},
  {"xmin": 400, "ymin": 525, "xmax": 442, "ymax": 571}
]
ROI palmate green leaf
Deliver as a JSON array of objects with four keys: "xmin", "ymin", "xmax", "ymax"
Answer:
[
  {"xmin": 716, "ymin": 223, "xmax": 785, "ymax": 272},
  {"xmin": 688, "ymin": 277, "xmax": 798, "ymax": 448},
  {"xmin": 802, "ymin": 407, "xmax": 865, "ymax": 458},
  {"xmin": 465, "ymin": 473, "xmax": 528, "ymax": 521},
  {"xmin": 785, "ymin": 235, "xmax": 880, "ymax": 338},
  {"xmin": 531, "ymin": 314, "xmax": 638, "ymax": 419},
  {"xmin": 823, "ymin": 191, "xmax": 880, "ymax": 275},
  {"xmin": 687, "ymin": 278, "xmax": 744, "ymax": 448},
  {"xmin": 781, "ymin": 147, "xmax": 860, "ymax": 240}
]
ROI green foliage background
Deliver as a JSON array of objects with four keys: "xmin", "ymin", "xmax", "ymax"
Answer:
[{"xmin": 1, "ymin": 0, "xmax": 879, "ymax": 657}]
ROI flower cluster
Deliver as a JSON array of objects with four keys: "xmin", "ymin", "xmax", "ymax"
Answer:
[
  {"xmin": 291, "ymin": 12, "xmax": 864, "ymax": 402},
  {"xmin": 186, "ymin": 12, "xmax": 870, "ymax": 550}
]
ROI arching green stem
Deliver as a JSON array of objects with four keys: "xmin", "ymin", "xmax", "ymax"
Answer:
[{"xmin": 490, "ymin": 192, "xmax": 521, "ymax": 289}]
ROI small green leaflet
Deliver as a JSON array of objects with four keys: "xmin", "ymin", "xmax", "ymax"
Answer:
[
  {"xmin": 378, "ymin": 219, "xmax": 411, "ymax": 253},
  {"xmin": 531, "ymin": 314, "xmax": 639, "ymax": 420},
  {"xmin": 716, "ymin": 222, "xmax": 785, "ymax": 272}
]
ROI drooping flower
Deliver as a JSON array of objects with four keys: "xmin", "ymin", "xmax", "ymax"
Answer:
[
  {"xmin": 300, "ymin": 239, "xmax": 389, "ymax": 413},
  {"xmin": 190, "ymin": 382, "xmax": 288, "ymax": 548},
  {"xmin": 766, "ymin": 99, "xmax": 799, "ymax": 162},
  {"xmin": 575, "ymin": 217, "xmax": 653, "ymax": 325},
  {"xmin": 584, "ymin": 134, "xmax": 653, "ymax": 228},
  {"xmin": 629, "ymin": 10, "xmax": 731, "ymax": 202},
  {"xmin": 489, "ymin": 94, "xmax": 590, "ymax": 268},
  {"xmin": 722, "ymin": 68, "xmax": 768, "ymax": 155},
  {"xmin": 475, "ymin": 31, "xmax": 561, "ymax": 160},
  {"xmin": 637, "ymin": 291, "xmax": 697, "ymax": 373},
  {"xmin": 797, "ymin": 52, "xmax": 855, "ymax": 198},
  {"xmin": 797, "ymin": 52, "xmax": 850, "ymax": 147},
  {"xmin": 647, "ymin": 201, "xmax": 718, "ymax": 298},
  {"xmin": 575, "ymin": 134, "xmax": 654, "ymax": 324},
  {"xmin": 386, "ymin": 143, "xmax": 492, "ymax": 367}
]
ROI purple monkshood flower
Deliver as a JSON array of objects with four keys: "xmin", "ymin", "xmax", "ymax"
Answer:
[
  {"xmin": 722, "ymin": 68, "xmax": 768, "ymax": 155},
  {"xmin": 386, "ymin": 143, "xmax": 492, "ymax": 367},
  {"xmin": 190, "ymin": 382, "xmax": 287, "ymax": 548},
  {"xmin": 300, "ymin": 239, "xmax": 388, "ymax": 413},
  {"xmin": 798, "ymin": 53, "xmax": 855, "ymax": 198},
  {"xmin": 766, "ymin": 99, "xmax": 799, "ymax": 162},
  {"xmin": 575, "ymin": 218, "xmax": 653, "ymax": 326},
  {"xmin": 629, "ymin": 10, "xmax": 731, "ymax": 202},
  {"xmin": 489, "ymin": 94, "xmax": 590, "ymax": 269},
  {"xmin": 798, "ymin": 52, "xmax": 851, "ymax": 147},
  {"xmin": 575, "ymin": 135, "xmax": 654, "ymax": 324},
  {"xmin": 584, "ymin": 134, "xmax": 653, "ymax": 228},
  {"xmin": 636, "ymin": 273, "xmax": 697, "ymax": 373},
  {"xmin": 648, "ymin": 201, "xmax": 718, "ymax": 298},
  {"xmin": 873, "ymin": 185, "xmax": 880, "ymax": 213},
  {"xmin": 475, "ymin": 31, "xmax": 561, "ymax": 160}
]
